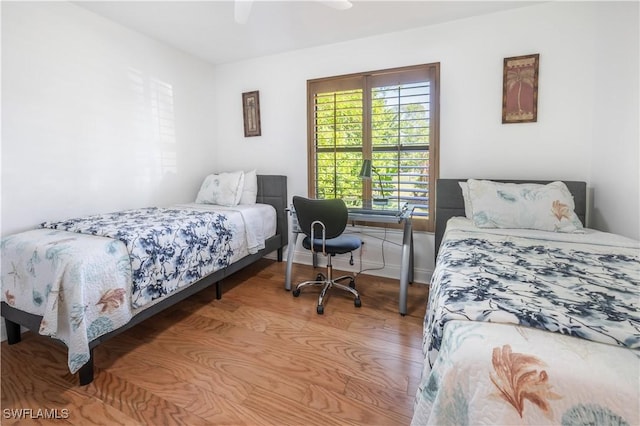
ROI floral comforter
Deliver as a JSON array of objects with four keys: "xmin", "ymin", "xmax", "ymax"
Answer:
[
  {"xmin": 2, "ymin": 229, "xmax": 133, "ymax": 373},
  {"xmin": 412, "ymin": 320, "xmax": 639, "ymax": 425},
  {"xmin": 1, "ymin": 206, "xmax": 256, "ymax": 373},
  {"xmin": 40, "ymin": 207, "xmax": 242, "ymax": 309},
  {"xmin": 412, "ymin": 218, "xmax": 640, "ymax": 425}
]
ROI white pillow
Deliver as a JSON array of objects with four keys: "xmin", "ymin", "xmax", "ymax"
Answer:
[
  {"xmin": 195, "ymin": 171, "xmax": 245, "ymax": 206},
  {"xmin": 467, "ymin": 179, "xmax": 584, "ymax": 233},
  {"xmin": 458, "ymin": 181, "xmax": 472, "ymax": 219},
  {"xmin": 239, "ymin": 169, "xmax": 258, "ymax": 205}
]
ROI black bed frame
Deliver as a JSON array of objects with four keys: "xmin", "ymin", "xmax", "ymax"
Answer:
[
  {"xmin": 435, "ymin": 179, "xmax": 587, "ymax": 259},
  {"xmin": 1, "ymin": 174, "xmax": 288, "ymax": 385}
]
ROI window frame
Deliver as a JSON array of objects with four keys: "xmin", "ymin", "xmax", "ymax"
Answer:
[{"xmin": 306, "ymin": 63, "xmax": 440, "ymax": 232}]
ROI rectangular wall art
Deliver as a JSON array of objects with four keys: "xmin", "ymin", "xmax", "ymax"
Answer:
[
  {"xmin": 242, "ymin": 90, "xmax": 261, "ymax": 137},
  {"xmin": 502, "ymin": 54, "xmax": 539, "ymax": 123}
]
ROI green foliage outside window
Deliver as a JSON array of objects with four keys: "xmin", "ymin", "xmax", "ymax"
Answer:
[{"xmin": 314, "ymin": 83, "xmax": 431, "ymax": 215}]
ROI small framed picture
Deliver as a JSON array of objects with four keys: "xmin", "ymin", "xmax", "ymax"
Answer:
[
  {"xmin": 502, "ymin": 54, "xmax": 539, "ymax": 123},
  {"xmin": 242, "ymin": 90, "xmax": 261, "ymax": 137}
]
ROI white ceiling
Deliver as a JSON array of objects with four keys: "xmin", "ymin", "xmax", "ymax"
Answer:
[{"xmin": 75, "ymin": 1, "xmax": 541, "ymax": 65}]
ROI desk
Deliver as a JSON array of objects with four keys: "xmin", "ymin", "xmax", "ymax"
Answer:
[{"xmin": 285, "ymin": 203, "xmax": 415, "ymax": 316}]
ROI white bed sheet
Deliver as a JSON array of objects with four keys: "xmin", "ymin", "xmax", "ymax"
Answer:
[{"xmin": 444, "ymin": 217, "xmax": 640, "ymax": 249}]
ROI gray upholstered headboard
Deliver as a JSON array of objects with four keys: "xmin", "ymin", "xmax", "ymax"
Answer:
[
  {"xmin": 435, "ymin": 179, "xmax": 587, "ymax": 259},
  {"xmin": 256, "ymin": 175, "xmax": 288, "ymax": 248}
]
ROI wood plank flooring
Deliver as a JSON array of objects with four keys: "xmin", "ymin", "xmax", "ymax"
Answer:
[{"xmin": 1, "ymin": 259, "xmax": 429, "ymax": 425}]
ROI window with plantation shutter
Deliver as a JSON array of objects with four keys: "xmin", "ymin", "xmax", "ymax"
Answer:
[{"xmin": 307, "ymin": 63, "xmax": 440, "ymax": 232}]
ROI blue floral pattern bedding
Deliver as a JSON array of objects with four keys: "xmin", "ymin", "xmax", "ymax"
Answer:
[
  {"xmin": 412, "ymin": 218, "xmax": 640, "ymax": 425},
  {"xmin": 41, "ymin": 207, "xmax": 236, "ymax": 308},
  {"xmin": 423, "ymin": 220, "xmax": 640, "ymax": 366}
]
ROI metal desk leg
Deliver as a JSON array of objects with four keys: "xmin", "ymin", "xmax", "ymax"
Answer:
[
  {"xmin": 399, "ymin": 217, "xmax": 413, "ymax": 316},
  {"xmin": 285, "ymin": 231, "xmax": 299, "ymax": 291},
  {"xmin": 409, "ymin": 229, "xmax": 414, "ymax": 283}
]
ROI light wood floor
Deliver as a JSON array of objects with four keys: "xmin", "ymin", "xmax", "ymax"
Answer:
[{"xmin": 1, "ymin": 259, "xmax": 429, "ymax": 425}]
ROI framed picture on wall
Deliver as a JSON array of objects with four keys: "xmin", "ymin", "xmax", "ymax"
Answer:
[
  {"xmin": 242, "ymin": 90, "xmax": 261, "ymax": 137},
  {"xmin": 502, "ymin": 54, "xmax": 539, "ymax": 123}
]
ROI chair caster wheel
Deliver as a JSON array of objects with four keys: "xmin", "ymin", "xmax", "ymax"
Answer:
[
  {"xmin": 317, "ymin": 305, "xmax": 324, "ymax": 315},
  {"xmin": 293, "ymin": 289, "xmax": 300, "ymax": 297},
  {"xmin": 354, "ymin": 297, "xmax": 362, "ymax": 308},
  {"xmin": 316, "ymin": 273, "xmax": 325, "ymax": 281},
  {"xmin": 349, "ymin": 279, "xmax": 356, "ymax": 289}
]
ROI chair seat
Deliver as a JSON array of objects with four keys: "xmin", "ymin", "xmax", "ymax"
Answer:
[{"xmin": 302, "ymin": 234, "xmax": 361, "ymax": 255}]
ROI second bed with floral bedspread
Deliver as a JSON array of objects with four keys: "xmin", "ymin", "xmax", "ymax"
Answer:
[{"xmin": 412, "ymin": 217, "xmax": 640, "ymax": 425}]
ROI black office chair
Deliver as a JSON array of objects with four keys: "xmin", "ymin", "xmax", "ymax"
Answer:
[{"xmin": 292, "ymin": 196, "xmax": 362, "ymax": 314}]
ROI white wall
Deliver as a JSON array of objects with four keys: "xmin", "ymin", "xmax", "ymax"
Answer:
[
  {"xmin": 589, "ymin": 2, "xmax": 640, "ymax": 238},
  {"xmin": 211, "ymin": 1, "xmax": 640, "ymax": 279},
  {"xmin": 1, "ymin": 2, "xmax": 219, "ymax": 237}
]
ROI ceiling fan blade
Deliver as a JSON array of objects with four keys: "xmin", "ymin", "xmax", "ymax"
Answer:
[
  {"xmin": 317, "ymin": 0, "xmax": 353, "ymax": 11},
  {"xmin": 234, "ymin": 0, "xmax": 254, "ymax": 24}
]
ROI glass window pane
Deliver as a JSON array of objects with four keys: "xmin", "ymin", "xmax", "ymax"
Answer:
[
  {"xmin": 308, "ymin": 64, "xmax": 438, "ymax": 230},
  {"xmin": 313, "ymin": 89, "xmax": 363, "ymax": 200}
]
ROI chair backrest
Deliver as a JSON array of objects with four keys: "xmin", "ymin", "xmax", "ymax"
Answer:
[{"xmin": 293, "ymin": 196, "xmax": 348, "ymax": 240}]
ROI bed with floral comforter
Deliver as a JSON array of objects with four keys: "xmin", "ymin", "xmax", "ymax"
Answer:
[
  {"xmin": 411, "ymin": 217, "xmax": 640, "ymax": 425},
  {"xmin": 1, "ymin": 203, "xmax": 276, "ymax": 375}
]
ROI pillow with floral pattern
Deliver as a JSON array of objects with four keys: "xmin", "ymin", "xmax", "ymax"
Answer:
[{"xmin": 467, "ymin": 179, "xmax": 583, "ymax": 232}]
